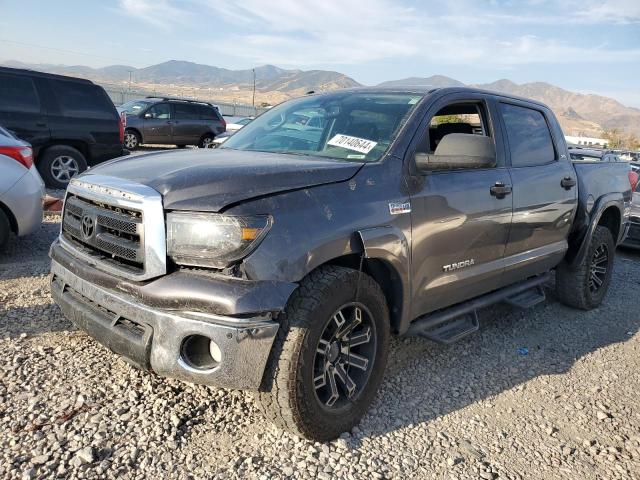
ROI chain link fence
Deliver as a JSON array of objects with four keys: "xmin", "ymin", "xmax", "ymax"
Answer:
[{"xmin": 103, "ymin": 87, "xmax": 269, "ymax": 117}]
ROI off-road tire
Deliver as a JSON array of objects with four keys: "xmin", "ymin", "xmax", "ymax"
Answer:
[
  {"xmin": 255, "ymin": 265, "xmax": 390, "ymax": 441},
  {"xmin": 0, "ymin": 209, "xmax": 10, "ymax": 252},
  {"xmin": 556, "ymin": 225, "xmax": 615, "ymax": 310},
  {"xmin": 37, "ymin": 145, "xmax": 88, "ymax": 189}
]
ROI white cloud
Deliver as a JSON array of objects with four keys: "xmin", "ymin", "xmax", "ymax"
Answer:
[
  {"xmin": 117, "ymin": 0, "xmax": 192, "ymax": 30},
  {"xmin": 192, "ymin": 0, "xmax": 640, "ymax": 69}
]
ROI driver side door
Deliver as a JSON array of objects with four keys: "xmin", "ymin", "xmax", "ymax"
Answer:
[
  {"xmin": 408, "ymin": 93, "xmax": 514, "ymax": 316},
  {"xmin": 142, "ymin": 102, "xmax": 172, "ymax": 144}
]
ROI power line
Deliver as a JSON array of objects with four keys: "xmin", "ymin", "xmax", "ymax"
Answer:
[{"xmin": 0, "ymin": 38, "xmax": 148, "ymax": 66}]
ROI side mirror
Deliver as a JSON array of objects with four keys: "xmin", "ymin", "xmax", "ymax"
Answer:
[
  {"xmin": 415, "ymin": 133, "xmax": 496, "ymax": 172},
  {"xmin": 143, "ymin": 112, "xmax": 153, "ymax": 119}
]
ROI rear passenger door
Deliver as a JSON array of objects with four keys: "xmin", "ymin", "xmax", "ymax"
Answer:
[
  {"xmin": 0, "ymin": 73, "xmax": 49, "ymax": 149},
  {"xmin": 499, "ymin": 101, "xmax": 577, "ymax": 283},
  {"xmin": 172, "ymin": 103, "xmax": 203, "ymax": 145}
]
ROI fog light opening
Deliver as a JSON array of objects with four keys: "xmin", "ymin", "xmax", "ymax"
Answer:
[{"xmin": 180, "ymin": 335, "xmax": 221, "ymax": 370}]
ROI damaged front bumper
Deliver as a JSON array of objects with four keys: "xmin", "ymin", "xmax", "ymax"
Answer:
[{"xmin": 49, "ymin": 240, "xmax": 296, "ymax": 390}]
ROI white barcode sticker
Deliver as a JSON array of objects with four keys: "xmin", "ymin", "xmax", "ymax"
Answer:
[{"xmin": 327, "ymin": 134, "xmax": 378, "ymax": 154}]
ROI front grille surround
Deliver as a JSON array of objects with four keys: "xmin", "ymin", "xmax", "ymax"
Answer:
[
  {"xmin": 62, "ymin": 194, "xmax": 144, "ymax": 267},
  {"xmin": 59, "ymin": 175, "xmax": 167, "ymax": 281}
]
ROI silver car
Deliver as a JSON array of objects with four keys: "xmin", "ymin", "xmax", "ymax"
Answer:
[{"xmin": 0, "ymin": 126, "xmax": 44, "ymax": 251}]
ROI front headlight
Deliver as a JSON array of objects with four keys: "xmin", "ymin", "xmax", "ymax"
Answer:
[{"xmin": 166, "ymin": 212, "xmax": 271, "ymax": 268}]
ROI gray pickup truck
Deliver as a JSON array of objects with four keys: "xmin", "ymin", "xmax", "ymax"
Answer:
[{"xmin": 50, "ymin": 87, "xmax": 631, "ymax": 441}]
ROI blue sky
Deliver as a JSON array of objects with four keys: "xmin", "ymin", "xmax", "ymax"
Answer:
[{"xmin": 1, "ymin": 0, "xmax": 639, "ymax": 106}]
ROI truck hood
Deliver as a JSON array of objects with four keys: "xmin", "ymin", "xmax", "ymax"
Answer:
[{"xmin": 86, "ymin": 148, "xmax": 364, "ymax": 211}]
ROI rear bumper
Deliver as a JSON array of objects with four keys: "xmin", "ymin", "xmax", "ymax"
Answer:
[
  {"xmin": 1, "ymin": 166, "xmax": 44, "ymax": 236},
  {"xmin": 50, "ymin": 258, "xmax": 281, "ymax": 390}
]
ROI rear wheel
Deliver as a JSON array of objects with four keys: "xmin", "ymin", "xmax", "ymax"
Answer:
[
  {"xmin": 0, "ymin": 209, "xmax": 10, "ymax": 252},
  {"xmin": 38, "ymin": 145, "xmax": 87, "ymax": 189},
  {"xmin": 199, "ymin": 134, "xmax": 215, "ymax": 148},
  {"xmin": 556, "ymin": 225, "xmax": 615, "ymax": 309},
  {"xmin": 256, "ymin": 266, "xmax": 389, "ymax": 441}
]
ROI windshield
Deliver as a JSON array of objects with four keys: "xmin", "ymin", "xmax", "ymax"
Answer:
[
  {"xmin": 119, "ymin": 99, "xmax": 153, "ymax": 115},
  {"xmin": 221, "ymin": 92, "xmax": 423, "ymax": 162}
]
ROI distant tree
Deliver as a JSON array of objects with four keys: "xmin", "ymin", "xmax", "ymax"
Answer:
[
  {"xmin": 626, "ymin": 134, "xmax": 640, "ymax": 150},
  {"xmin": 434, "ymin": 114, "xmax": 463, "ymax": 125},
  {"xmin": 602, "ymin": 129, "xmax": 625, "ymax": 149}
]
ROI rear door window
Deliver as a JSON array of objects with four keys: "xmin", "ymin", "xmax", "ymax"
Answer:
[
  {"xmin": 50, "ymin": 80, "xmax": 116, "ymax": 119},
  {"xmin": 500, "ymin": 103, "xmax": 556, "ymax": 167},
  {"xmin": 198, "ymin": 105, "xmax": 220, "ymax": 121},
  {"xmin": 173, "ymin": 103, "xmax": 199, "ymax": 120},
  {"xmin": 0, "ymin": 74, "xmax": 41, "ymax": 113}
]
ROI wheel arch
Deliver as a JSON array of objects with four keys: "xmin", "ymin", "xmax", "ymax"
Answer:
[
  {"xmin": 567, "ymin": 194, "xmax": 624, "ymax": 268},
  {"xmin": 125, "ymin": 127, "xmax": 142, "ymax": 143},
  {"xmin": 0, "ymin": 200, "xmax": 18, "ymax": 234},
  {"xmin": 37, "ymin": 141, "xmax": 89, "ymax": 165},
  {"xmin": 323, "ymin": 253, "xmax": 405, "ymax": 334}
]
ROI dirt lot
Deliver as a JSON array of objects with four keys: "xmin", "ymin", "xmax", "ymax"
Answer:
[{"xmin": 1, "ymin": 216, "xmax": 640, "ymax": 479}]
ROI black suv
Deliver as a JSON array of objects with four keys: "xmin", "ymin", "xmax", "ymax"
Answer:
[
  {"xmin": 118, "ymin": 97, "xmax": 226, "ymax": 149},
  {"xmin": 0, "ymin": 66, "xmax": 126, "ymax": 188}
]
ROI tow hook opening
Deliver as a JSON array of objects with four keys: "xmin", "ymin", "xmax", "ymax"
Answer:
[{"xmin": 180, "ymin": 334, "xmax": 222, "ymax": 370}]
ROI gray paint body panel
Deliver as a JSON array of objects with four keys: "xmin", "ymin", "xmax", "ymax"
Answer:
[{"xmin": 53, "ymin": 87, "xmax": 630, "ymax": 340}]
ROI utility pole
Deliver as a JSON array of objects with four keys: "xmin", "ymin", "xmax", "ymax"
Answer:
[
  {"xmin": 128, "ymin": 70, "xmax": 133, "ymax": 92},
  {"xmin": 252, "ymin": 68, "xmax": 256, "ymax": 108}
]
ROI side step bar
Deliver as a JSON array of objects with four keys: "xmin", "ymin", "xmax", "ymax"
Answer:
[{"xmin": 407, "ymin": 272, "xmax": 551, "ymax": 344}]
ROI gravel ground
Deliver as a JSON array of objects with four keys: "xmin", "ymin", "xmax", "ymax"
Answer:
[{"xmin": 1, "ymin": 217, "xmax": 640, "ymax": 480}]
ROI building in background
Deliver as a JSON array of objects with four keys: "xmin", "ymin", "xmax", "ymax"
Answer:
[{"xmin": 565, "ymin": 135, "xmax": 608, "ymax": 148}]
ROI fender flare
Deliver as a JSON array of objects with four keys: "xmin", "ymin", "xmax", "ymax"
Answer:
[
  {"xmin": 357, "ymin": 225, "xmax": 412, "ymax": 334},
  {"xmin": 568, "ymin": 193, "xmax": 624, "ymax": 268}
]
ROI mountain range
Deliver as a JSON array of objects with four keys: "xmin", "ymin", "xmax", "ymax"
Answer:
[
  {"xmin": 1, "ymin": 60, "xmax": 359, "ymax": 95},
  {"xmin": 380, "ymin": 76, "xmax": 640, "ymax": 138},
  {"xmin": 3, "ymin": 60, "xmax": 639, "ymax": 138}
]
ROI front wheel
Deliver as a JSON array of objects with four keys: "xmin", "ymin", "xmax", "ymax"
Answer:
[
  {"xmin": 556, "ymin": 225, "xmax": 615, "ymax": 309},
  {"xmin": 256, "ymin": 266, "xmax": 389, "ymax": 441},
  {"xmin": 123, "ymin": 130, "xmax": 140, "ymax": 150}
]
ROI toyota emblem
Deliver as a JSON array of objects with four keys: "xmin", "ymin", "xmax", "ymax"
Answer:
[{"xmin": 81, "ymin": 215, "xmax": 95, "ymax": 239}]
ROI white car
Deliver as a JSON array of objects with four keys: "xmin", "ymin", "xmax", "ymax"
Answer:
[
  {"xmin": 0, "ymin": 126, "xmax": 44, "ymax": 251},
  {"xmin": 224, "ymin": 117, "xmax": 253, "ymax": 132}
]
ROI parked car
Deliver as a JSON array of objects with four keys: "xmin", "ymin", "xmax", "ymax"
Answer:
[
  {"xmin": 224, "ymin": 116, "xmax": 253, "ymax": 132},
  {"xmin": 118, "ymin": 97, "xmax": 226, "ymax": 149},
  {"xmin": 620, "ymin": 151, "xmax": 639, "ymax": 162},
  {"xmin": 0, "ymin": 125, "xmax": 44, "ymax": 251},
  {"xmin": 50, "ymin": 87, "xmax": 631, "ymax": 441},
  {"xmin": 211, "ymin": 119, "xmax": 253, "ymax": 146},
  {"xmin": 0, "ymin": 66, "xmax": 127, "ymax": 189},
  {"xmin": 211, "ymin": 131, "xmax": 233, "ymax": 146},
  {"xmin": 568, "ymin": 147, "xmax": 621, "ymax": 162}
]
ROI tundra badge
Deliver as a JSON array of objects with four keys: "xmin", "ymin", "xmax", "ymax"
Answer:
[
  {"xmin": 389, "ymin": 202, "xmax": 411, "ymax": 215},
  {"xmin": 443, "ymin": 259, "xmax": 475, "ymax": 272}
]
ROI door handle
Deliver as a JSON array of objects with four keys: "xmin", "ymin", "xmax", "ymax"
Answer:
[
  {"xmin": 561, "ymin": 176, "xmax": 576, "ymax": 189},
  {"xmin": 166, "ymin": 121, "xmax": 173, "ymax": 125},
  {"xmin": 490, "ymin": 182, "xmax": 512, "ymax": 198},
  {"xmin": 36, "ymin": 122, "xmax": 47, "ymax": 127}
]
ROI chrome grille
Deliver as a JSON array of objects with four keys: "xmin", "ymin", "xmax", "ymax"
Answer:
[
  {"xmin": 59, "ymin": 175, "xmax": 167, "ymax": 281},
  {"xmin": 62, "ymin": 193, "xmax": 144, "ymax": 270}
]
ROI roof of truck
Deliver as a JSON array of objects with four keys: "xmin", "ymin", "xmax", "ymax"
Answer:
[
  {"xmin": 0, "ymin": 66, "xmax": 98, "ymax": 84},
  {"xmin": 309, "ymin": 86, "xmax": 551, "ymax": 109}
]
